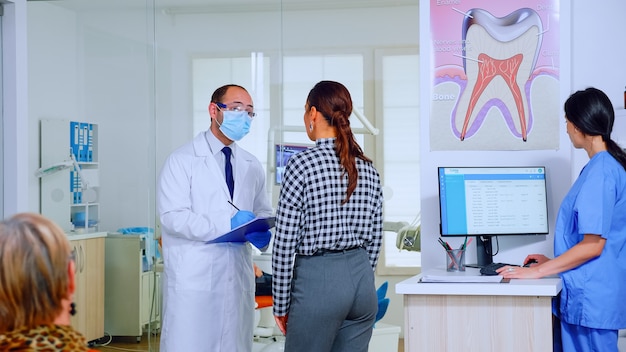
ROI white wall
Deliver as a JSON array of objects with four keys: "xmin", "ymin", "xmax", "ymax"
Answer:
[
  {"xmin": 27, "ymin": 4, "xmax": 80, "ymax": 216},
  {"xmin": 27, "ymin": 4, "xmax": 157, "ymax": 230},
  {"xmin": 569, "ymin": 0, "xmax": 626, "ymax": 175}
]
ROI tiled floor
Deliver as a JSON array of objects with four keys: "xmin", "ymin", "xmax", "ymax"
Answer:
[
  {"xmin": 92, "ymin": 334, "xmax": 159, "ymax": 351},
  {"xmin": 93, "ymin": 334, "xmax": 404, "ymax": 351}
]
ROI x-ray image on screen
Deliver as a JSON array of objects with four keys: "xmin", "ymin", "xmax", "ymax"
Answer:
[{"xmin": 275, "ymin": 144, "xmax": 310, "ymax": 184}]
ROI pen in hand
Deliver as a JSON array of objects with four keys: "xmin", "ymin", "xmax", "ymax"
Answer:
[{"xmin": 228, "ymin": 200, "xmax": 240, "ymax": 211}]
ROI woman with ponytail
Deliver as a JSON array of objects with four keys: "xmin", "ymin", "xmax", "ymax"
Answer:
[
  {"xmin": 271, "ymin": 81, "xmax": 384, "ymax": 352},
  {"xmin": 499, "ymin": 87, "xmax": 626, "ymax": 352}
]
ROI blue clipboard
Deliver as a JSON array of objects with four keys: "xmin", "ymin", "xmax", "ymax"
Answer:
[{"xmin": 206, "ymin": 216, "xmax": 276, "ymax": 244}]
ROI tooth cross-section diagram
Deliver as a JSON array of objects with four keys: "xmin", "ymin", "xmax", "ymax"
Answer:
[
  {"xmin": 460, "ymin": 53, "xmax": 525, "ymax": 141},
  {"xmin": 456, "ymin": 8, "xmax": 542, "ymax": 142}
]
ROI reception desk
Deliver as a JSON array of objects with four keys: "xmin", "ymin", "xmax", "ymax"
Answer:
[{"xmin": 396, "ymin": 268, "xmax": 562, "ymax": 352}]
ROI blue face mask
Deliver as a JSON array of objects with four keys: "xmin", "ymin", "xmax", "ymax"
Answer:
[{"xmin": 217, "ymin": 110, "xmax": 252, "ymax": 141}]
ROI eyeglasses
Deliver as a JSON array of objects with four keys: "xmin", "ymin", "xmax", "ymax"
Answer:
[{"xmin": 214, "ymin": 102, "xmax": 256, "ymax": 118}]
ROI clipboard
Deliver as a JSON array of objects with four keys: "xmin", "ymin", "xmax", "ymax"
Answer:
[{"xmin": 206, "ymin": 216, "xmax": 276, "ymax": 244}]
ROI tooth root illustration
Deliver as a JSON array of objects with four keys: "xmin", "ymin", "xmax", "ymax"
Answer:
[
  {"xmin": 460, "ymin": 53, "xmax": 526, "ymax": 140},
  {"xmin": 456, "ymin": 8, "xmax": 543, "ymax": 141}
]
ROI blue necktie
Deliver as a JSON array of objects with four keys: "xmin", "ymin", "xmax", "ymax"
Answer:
[{"xmin": 222, "ymin": 147, "xmax": 234, "ymax": 199}]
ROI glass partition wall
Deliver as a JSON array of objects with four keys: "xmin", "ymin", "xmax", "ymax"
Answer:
[
  {"xmin": 27, "ymin": 0, "xmax": 421, "ymax": 272},
  {"xmin": 0, "ymin": 10, "xmax": 3, "ymax": 218}
]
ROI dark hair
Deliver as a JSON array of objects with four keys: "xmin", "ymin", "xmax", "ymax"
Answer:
[
  {"xmin": 306, "ymin": 80, "xmax": 372, "ymax": 204},
  {"xmin": 564, "ymin": 87, "xmax": 626, "ymax": 170},
  {"xmin": 210, "ymin": 84, "xmax": 248, "ymax": 103}
]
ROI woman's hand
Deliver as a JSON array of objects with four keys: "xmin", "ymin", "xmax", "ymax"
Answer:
[
  {"xmin": 253, "ymin": 263, "xmax": 263, "ymax": 278},
  {"xmin": 497, "ymin": 254, "xmax": 550, "ymax": 278},
  {"xmin": 498, "ymin": 235, "xmax": 606, "ymax": 279},
  {"xmin": 274, "ymin": 315, "xmax": 288, "ymax": 335},
  {"xmin": 496, "ymin": 265, "xmax": 543, "ymax": 279},
  {"xmin": 523, "ymin": 254, "xmax": 550, "ymax": 266}
]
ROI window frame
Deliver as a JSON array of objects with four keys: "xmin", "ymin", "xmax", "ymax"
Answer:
[{"xmin": 374, "ymin": 47, "xmax": 421, "ymax": 276}]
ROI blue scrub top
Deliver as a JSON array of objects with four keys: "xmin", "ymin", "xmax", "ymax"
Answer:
[{"xmin": 554, "ymin": 151, "xmax": 626, "ymax": 329}]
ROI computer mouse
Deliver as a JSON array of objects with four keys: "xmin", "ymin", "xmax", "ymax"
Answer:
[
  {"xmin": 480, "ymin": 262, "xmax": 513, "ymax": 276},
  {"xmin": 523, "ymin": 259, "xmax": 538, "ymax": 267}
]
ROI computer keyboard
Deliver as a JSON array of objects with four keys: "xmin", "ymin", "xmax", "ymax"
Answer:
[{"xmin": 480, "ymin": 262, "xmax": 518, "ymax": 276}]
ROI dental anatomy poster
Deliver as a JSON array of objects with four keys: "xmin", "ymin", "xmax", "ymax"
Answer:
[{"xmin": 429, "ymin": 0, "xmax": 560, "ymax": 150}]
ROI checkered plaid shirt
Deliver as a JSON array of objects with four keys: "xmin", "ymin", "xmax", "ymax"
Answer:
[{"xmin": 271, "ymin": 138, "xmax": 384, "ymax": 316}]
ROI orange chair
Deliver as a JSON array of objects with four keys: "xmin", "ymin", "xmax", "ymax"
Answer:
[
  {"xmin": 255, "ymin": 295, "xmax": 273, "ymax": 309},
  {"xmin": 254, "ymin": 295, "xmax": 275, "ymax": 338}
]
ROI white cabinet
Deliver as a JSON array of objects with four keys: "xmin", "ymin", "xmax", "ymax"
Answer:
[
  {"xmin": 104, "ymin": 234, "xmax": 161, "ymax": 339},
  {"xmin": 40, "ymin": 119, "xmax": 99, "ymax": 233},
  {"xmin": 69, "ymin": 234, "xmax": 106, "ymax": 342}
]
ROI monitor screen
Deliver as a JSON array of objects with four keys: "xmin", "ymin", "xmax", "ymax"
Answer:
[
  {"xmin": 438, "ymin": 166, "xmax": 549, "ymax": 237},
  {"xmin": 275, "ymin": 144, "xmax": 310, "ymax": 184}
]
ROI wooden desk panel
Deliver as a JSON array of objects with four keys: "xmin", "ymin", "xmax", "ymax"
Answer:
[{"xmin": 404, "ymin": 294, "xmax": 552, "ymax": 352}]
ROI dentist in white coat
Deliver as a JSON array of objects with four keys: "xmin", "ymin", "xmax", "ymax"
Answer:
[{"xmin": 157, "ymin": 84, "xmax": 274, "ymax": 352}]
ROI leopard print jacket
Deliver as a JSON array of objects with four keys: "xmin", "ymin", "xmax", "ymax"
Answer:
[{"xmin": 0, "ymin": 324, "xmax": 96, "ymax": 351}]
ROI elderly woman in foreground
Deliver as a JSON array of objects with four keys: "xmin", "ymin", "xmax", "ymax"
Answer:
[{"xmin": 0, "ymin": 212, "xmax": 97, "ymax": 351}]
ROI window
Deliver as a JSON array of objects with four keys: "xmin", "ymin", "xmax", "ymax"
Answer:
[
  {"xmin": 192, "ymin": 54, "xmax": 272, "ymax": 172},
  {"xmin": 376, "ymin": 49, "xmax": 421, "ymax": 275},
  {"xmin": 281, "ymin": 54, "xmax": 365, "ymax": 145}
]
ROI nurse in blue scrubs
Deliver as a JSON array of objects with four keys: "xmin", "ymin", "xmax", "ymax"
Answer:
[{"xmin": 498, "ymin": 87, "xmax": 626, "ymax": 352}]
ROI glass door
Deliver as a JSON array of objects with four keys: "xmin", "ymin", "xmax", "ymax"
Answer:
[{"xmin": 0, "ymin": 7, "xmax": 4, "ymax": 218}]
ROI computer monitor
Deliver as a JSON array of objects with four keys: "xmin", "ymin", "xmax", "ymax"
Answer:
[
  {"xmin": 275, "ymin": 144, "xmax": 310, "ymax": 184},
  {"xmin": 437, "ymin": 166, "xmax": 549, "ymax": 267}
]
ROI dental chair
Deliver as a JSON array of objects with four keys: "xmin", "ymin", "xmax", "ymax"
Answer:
[
  {"xmin": 253, "ymin": 295, "xmax": 285, "ymax": 352},
  {"xmin": 254, "ymin": 295, "xmax": 274, "ymax": 338},
  {"xmin": 252, "ymin": 253, "xmax": 282, "ymax": 347}
]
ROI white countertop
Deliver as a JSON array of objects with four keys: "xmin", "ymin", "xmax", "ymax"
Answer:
[
  {"xmin": 395, "ymin": 268, "xmax": 562, "ymax": 297},
  {"xmin": 65, "ymin": 231, "xmax": 108, "ymax": 241}
]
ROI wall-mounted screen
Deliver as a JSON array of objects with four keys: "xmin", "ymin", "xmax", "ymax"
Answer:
[
  {"xmin": 438, "ymin": 166, "xmax": 549, "ymax": 237},
  {"xmin": 275, "ymin": 144, "xmax": 310, "ymax": 184}
]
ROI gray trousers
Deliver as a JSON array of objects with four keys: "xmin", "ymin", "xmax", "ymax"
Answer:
[{"xmin": 284, "ymin": 247, "xmax": 377, "ymax": 352}]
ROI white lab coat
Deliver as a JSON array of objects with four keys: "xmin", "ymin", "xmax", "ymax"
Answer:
[{"xmin": 157, "ymin": 132, "xmax": 273, "ymax": 352}]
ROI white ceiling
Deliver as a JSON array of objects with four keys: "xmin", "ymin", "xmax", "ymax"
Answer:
[{"xmin": 30, "ymin": 0, "xmax": 418, "ymax": 13}]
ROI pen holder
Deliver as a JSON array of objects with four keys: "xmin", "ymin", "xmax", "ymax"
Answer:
[{"xmin": 446, "ymin": 249, "xmax": 466, "ymax": 272}]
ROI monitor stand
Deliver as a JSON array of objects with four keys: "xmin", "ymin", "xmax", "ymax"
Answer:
[{"xmin": 475, "ymin": 235, "xmax": 494, "ymax": 268}]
